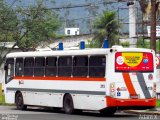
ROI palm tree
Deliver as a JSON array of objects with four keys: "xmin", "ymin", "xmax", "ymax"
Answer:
[{"xmin": 94, "ymin": 11, "xmax": 121, "ymax": 47}]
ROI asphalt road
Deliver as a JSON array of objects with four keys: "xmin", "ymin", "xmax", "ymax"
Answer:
[{"xmin": 0, "ymin": 106, "xmax": 159, "ymax": 120}]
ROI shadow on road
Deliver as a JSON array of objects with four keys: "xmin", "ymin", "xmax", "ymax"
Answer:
[{"xmin": 11, "ymin": 107, "xmax": 138, "ymax": 118}]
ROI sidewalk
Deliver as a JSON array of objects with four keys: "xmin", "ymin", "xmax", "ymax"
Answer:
[{"xmin": 124, "ymin": 108, "xmax": 160, "ymax": 115}]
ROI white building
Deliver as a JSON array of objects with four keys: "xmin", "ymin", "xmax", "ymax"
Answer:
[{"xmin": 65, "ymin": 28, "xmax": 80, "ymax": 36}]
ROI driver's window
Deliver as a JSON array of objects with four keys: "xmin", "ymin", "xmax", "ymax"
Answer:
[{"xmin": 5, "ymin": 58, "xmax": 14, "ymax": 84}]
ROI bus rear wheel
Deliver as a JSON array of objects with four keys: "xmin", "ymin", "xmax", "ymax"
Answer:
[
  {"xmin": 63, "ymin": 94, "xmax": 74, "ymax": 114},
  {"xmin": 15, "ymin": 92, "xmax": 27, "ymax": 110}
]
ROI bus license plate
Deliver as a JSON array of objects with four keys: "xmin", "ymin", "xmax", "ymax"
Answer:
[{"xmin": 130, "ymin": 94, "xmax": 139, "ymax": 99}]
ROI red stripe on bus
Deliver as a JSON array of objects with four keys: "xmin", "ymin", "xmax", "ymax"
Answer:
[
  {"xmin": 122, "ymin": 73, "xmax": 137, "ymax": 96},
  {"xmin": 14, "ymin": 76, "xmax": 106, "ymax": 81}
]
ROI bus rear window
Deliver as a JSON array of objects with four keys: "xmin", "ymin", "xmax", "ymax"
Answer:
[{"xmin": 115, "ymin": 52, "xmax": 153, "ymax": 72}]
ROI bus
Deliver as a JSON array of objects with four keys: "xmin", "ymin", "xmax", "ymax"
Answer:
[{"xmin": 3, "ymin": 46, "xmax": 156, "ymax": 115}]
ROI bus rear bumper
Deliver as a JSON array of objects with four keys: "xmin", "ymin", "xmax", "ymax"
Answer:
[{"xmin": 106, "ymin": 97, "xmax": 156, "ymax": 109}]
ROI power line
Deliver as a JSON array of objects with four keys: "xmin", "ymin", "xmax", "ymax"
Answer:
[{"xmin": 15, "ymin": 0, "xmax": 126, "ymax": 10}]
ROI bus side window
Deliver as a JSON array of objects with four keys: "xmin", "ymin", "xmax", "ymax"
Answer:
[
  {"xmin": 73, "ymin": 56, "xmax": 88, "ymax": 77},
  {"xmin": 89, "ymin": 56, "xmax": 106, "ymax": 77},
  {"xmin": 24, "ymin": 57, "xmax": 34, "ymax": 76},
  {"xmin": 58, "ymin": 56, "xmax": 72, "ymax": 77},
  {"xmin": 5, "ymin": 58, "xmax": 14, "ymax": 84},
  {"xmin": 15, "ymin": 58, "xmax": 23, "ymax": 76},
  {"xmin": 46, "ymin": 57, "xmax": 57, "ymax": 76},
  {"xmin": 34, "ymin": 57, "xmax": 45, "ymax": 76}
]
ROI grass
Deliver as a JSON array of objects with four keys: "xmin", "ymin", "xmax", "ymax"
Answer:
[
  {"xmin": 0, "ymin": 92, "xmax": 13, "ymax": 106},
  {"xmin": 0, "ymin": 95, "xmax": 5, "ymax": 105},
  {"xmin": 0, "ymin": 83, "xmax": 5, "ymax": 105},
  {"xmin": 157, "ymin": 100, "xmax": 160, "ymax": 108}
]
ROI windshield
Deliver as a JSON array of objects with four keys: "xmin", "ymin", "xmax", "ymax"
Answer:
[{"xmin": 115, "ymin": 52, "xmax": 153, "ymax": 72}]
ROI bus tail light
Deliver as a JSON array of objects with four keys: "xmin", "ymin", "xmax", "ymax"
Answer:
[{"xmin": 110, "ymin": 83, "xmax": 115, "ymax": 97}]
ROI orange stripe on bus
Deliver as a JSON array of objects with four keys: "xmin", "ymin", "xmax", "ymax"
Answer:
[
  {"xmin": 122, "ymin": 73, "xmax": 137, "ymax": 96},
  {"xmin": 14, "ymin": 76, "xmax": 106, "ymax": 81}
]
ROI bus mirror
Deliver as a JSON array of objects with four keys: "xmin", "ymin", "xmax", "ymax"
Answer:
[{"xmin": 4, "ymin": 64, "xmax": 8, "ymax": 70}]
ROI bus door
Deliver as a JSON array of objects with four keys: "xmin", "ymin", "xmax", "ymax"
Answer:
[
  {"xmin": 4, "ymin": 58, "xmax": 14, "ymax": 84},
  {"xmin": 114, "ymin": 52, "xmax": 155, "ymax": 99}
]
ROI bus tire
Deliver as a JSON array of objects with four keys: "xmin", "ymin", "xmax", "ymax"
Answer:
[
  {"xmin": 15, "ymin": 92, "xmax": 27, "ymax": 110},
  {"xmin": 63, "ymin": 94, "xmax": 74, "ymax": 114},
  {"xmin": 100, "ymin": 107, "xmax": 117, "ymax": 116}
]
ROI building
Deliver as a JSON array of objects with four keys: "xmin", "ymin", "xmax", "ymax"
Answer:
[{"xmin": 65, "ymin": 28, "xmax": 80, "ymax": 36}]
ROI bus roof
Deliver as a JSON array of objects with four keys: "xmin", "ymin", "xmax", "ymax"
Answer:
[{"xmin": 6, "ymin": 47, "xmax": 154, "ymax": 58}]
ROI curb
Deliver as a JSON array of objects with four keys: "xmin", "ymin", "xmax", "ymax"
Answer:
[{"xmin": 123, "ymin": 110, "xmax": 160, "ymax": 115}]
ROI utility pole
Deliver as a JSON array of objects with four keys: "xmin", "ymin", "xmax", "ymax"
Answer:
[
  {"xmin": 150, "ymin": 0, "xmax": 156, "ymax": 52},
  {"xmin": 128, "ymin": 0, "xmax": 137, "ymax": 48}
]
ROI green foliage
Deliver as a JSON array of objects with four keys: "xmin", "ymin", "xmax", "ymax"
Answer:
[
  {"xmin": 0, "ymin": 0, "xmax": 19, "ymax": 65},
  {"xmin": 0, "ymin": 0, "xmax": 60, "ymax": 65},
  {"xmin": 0, "ymin": 95, "xmax": 5, "ymax": 104},
  {"xmin": 157, "ymin": 100, "xmax": 160, "ymax": 108},
  {"xmin": 136, "ymin": 37, "xmax": 160, "ymax": 52},
  {"xmin": 0, "ymin": 0, "xmax": 18, "ymax": 42},
  {"xmin": 136, "ymin": 37, "xmax": 150, "ymax": 48},
  {"xmin": 156, "ymin": 40, "xmax": 160, "ymax": 52},
  {"xmin": 94, "ymin": 11, "xmax": 121, "ymax": 47},
  {"xmin": 15, "ymin": 0, "xmax": 60, "ymax": 51},
  {"xmin": 0, "ymin": 83, "xmax": 4, "ymax": 104},
  {"xmin": 86, "ymin": 39, "xmax": 100, "ymax": 48},
  {"xmin": 120, "ymin": 41, "xmax": 130, "ymax": 47}
]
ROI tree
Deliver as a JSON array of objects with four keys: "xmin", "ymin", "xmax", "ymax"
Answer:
[
  {"xmin": 15, "ymin": 0, "xmax": 60, "ymax": 51},
  {"xmin": 139, "ymin": 0, "xmax": 160, "ymax": 21},
  {"xmin": 139, "ymin": 1, "xmax": 158, "ymax": 52},
  {"xmin": 94, "ymin": 11, "xmax": 121, "ymax": 47},
  {"xmin": 0, "ymin": 0, "xmax": 60, "ymax": 66},
  {"xmin": 0, "ymin": 0, "xmax": 19, "ymax": 65}
]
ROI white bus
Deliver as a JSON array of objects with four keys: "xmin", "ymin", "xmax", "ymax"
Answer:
[{"xmin": 3, "ymin": 46, "xmax": 156, "ymax": 115}]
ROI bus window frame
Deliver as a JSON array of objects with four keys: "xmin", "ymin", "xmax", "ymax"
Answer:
[
  {"xmin": 45, "ymin": 57, "xmax": 58, "ymax": 76},
  {"xmin": 15, "ymin": 57, "xmax": 24, "ymax": 77},
  {"xmin": 34, "ymin": 57, "xmax": 45, "ymax": 77},
  {"xmin": 58, "ymin": 56, "xmax": 72, "ymax": 77},
  {"xmin": 73, "ymin": 55, "xmax": 88, "ymax": 77},
  {"xmin": 89, "ymin": 55, "xmax": 106, "ymax": 78},
  {"xmin": 24, "ymin": 57, "xmax": 34, "ymax": 76}
]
